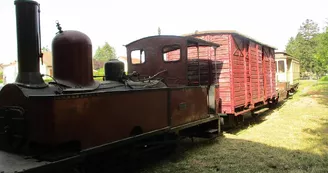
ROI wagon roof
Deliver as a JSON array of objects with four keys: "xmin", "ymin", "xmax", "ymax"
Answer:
[
  {"xmin": 275, "ymin": 51, "xmax": 300, "ymax": 62},
  {"xmin": 125, "ymin": 35, "xmax": 220, "ymax": 48},
  {"xmin": 183, "ymin": 30, "xmax": 277, "ymax": 50}
]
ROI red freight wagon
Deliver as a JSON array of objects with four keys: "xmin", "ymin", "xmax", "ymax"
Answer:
[{"xmin": 168, "ymin": 30, "xmax": 277, "ymax": 126}]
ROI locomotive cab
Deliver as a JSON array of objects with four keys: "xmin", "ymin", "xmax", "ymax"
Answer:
[
  {"xmin": 125, "ymin": 35, "xmax": 220, "ymax": 87},
  {"xmin": 125, "ymin": 36, "xmax": 223, "ymax": 114}
]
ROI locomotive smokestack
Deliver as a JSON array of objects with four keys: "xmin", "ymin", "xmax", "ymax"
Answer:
[{"xmin": 14, "ymin": 0, "xmax": 47, "ymax": 88}]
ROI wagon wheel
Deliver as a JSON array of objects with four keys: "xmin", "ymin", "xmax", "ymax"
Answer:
[{"xmin": 0, "ymin": 107, "xmax": 27, "ymax": 151}]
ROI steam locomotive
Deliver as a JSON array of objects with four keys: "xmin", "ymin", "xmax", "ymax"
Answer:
[{"xmin": 0, "ymin": 0, "xmax": 223, "ymax": 172}]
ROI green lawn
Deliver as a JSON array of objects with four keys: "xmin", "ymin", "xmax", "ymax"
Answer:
[{"xmin": 141, "ymin": 80, "xmax": 328, "ymax": 173}]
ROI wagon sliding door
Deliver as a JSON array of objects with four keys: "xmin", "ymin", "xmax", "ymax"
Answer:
[
  {"xmin": 230, "ymin": 36, "xmax": 248, "ymax": 109},
  {"xmin": 269, "ymin": 48, "xmax": 277, "ymax": 97},
  {"xmin": 262, "ymin": 46, "xmax": 276, "ymax": 100},
  {"xmin": 248, "ymin": 41, "xmax": 264, "ymax": 106}
]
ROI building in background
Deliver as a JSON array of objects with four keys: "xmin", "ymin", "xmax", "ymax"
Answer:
[
  {"xmin": 2, "ymin": 61, "xmax": 17, "ymax": 84},
  {"xmin": 41, "ymin": 52, "xmax": 53, "ymax": 76},
  {"xmin": 92, "ymin": 59, "xmax": 105, "ymax": 70},
  {"xmin": 117, "ymin": 56, "xmax": 140, "ymax": 73},
  {"xmin": 2, "ymin": 51, "xmax": 53, "ymax": 84}
]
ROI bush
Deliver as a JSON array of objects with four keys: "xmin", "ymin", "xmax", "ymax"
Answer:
[
  {"xmin": 319, "ymin": 76, "xmax": 328, "ymax": 81},
  {"xmin": 40, "ymin": 68, "xmax": 106, "ymax": 84},
  {"xmin": 43, "ymin": 78, "xmax": 53, "ymax": 83},
  {"xmin": 93, "ymin": 68, "xmax": 105, "ymax": 76},
  {"xmin": 93, "ymin": 68, "xmax": 105, "ymax": 81}
]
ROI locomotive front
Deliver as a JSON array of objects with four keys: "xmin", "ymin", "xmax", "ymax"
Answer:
[
  {"xmin": 0, "ymin": 0, "xmax": 51, "ymax": 153},
  {"xmin": 0, "ymin": 0, "xmax": 170, "ymax": 159}
]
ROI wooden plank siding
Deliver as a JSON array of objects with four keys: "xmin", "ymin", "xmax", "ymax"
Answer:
[{"xmin": 168, "ymin": 31, "xmax": 276, "ymax": 115}]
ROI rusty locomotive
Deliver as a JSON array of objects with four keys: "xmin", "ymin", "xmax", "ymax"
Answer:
[{"xmin": 0, "ymin": 0, "xmax": 223, "ymax": 172}]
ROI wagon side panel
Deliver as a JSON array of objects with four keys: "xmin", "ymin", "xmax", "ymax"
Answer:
[
  {"xmin": 249, "ymin": 41, "xmax": 259, "ymax": 104},
  {"xmin": 208, "ymin": 34, "xmax": 233, "ymax": 114}
]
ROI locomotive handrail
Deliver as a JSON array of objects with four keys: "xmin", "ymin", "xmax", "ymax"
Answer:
[{"xmin": 145, "ymin": 69, "xmax": 168, "ymax": 81}]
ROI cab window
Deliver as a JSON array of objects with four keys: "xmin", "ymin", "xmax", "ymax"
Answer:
[
  {"xmin": 131, "ymin": 49, "xmax": 145, "ymax": 64},
  {"xmin": 162, "ymin": 45, "xmax": 181, "ymax": 62}
]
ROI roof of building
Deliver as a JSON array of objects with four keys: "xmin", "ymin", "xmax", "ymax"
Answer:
[
  {"xmin": 275, "ymin": 51, "xmax": 300, "ymax": 62},
  {"xmin": 183, "ymin": 30, "xmax": 277, "ymax": 50},
  {"xmin": 1, "ymin": 61, "xmax": 17, "ymax": 68},
  {"xmin": 118, "ymin": 56, "xmax": 141, "ymax": 64},
  {"xmin": 275, "ymin": 51, "xmax": 293, "ymax": 57},
  {"xmin": 1, "ymin": 52, "xmax": 52, "ymax": 69}
]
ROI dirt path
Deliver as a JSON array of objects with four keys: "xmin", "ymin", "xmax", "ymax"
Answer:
[{"xmin": 140, "ymin": 81, "xmax": 328, "ymax": 173}]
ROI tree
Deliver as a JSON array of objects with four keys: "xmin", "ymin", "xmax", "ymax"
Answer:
[
  {"xmin": 286, "ymin": 36, "xmax": 301, "ymax": 59},
  {"xmin": 93, "ymin": 42, "xmax": 116, "ymax": 62},
  {"xmin": 314, "ymin": 23, "xmax": 328, "ymax": 75},
  {"xmin": 285, "ymin": 19, "xmax": 320, "ymax": 76},
  {"xmin": 158, "ymin": 27, "xmax": 161, "ymax": 35},
  {"xmin": 42, "ymin": 46, "xmax": 49, "ymax": 52},
  {"xmin": 299, "ymin": 19, "xmax": 319, "ymax": 40}
]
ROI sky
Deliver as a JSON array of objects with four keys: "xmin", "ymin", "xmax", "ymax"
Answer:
[{"xmin": 0, "ymin": 0, "xmax": 327, "ymax": 64}]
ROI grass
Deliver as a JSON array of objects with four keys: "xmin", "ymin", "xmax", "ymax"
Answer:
[{"xmin": 139, "ymin": 80, "xmax": 328, "ymax": 173}]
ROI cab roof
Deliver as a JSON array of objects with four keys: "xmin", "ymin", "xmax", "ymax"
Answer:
[{"xmin": 125, "ymin": 35, "xmax": 220, "ymax": 48}]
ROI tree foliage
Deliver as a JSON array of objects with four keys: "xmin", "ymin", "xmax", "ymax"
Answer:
[
  {"xmin": 285, "ymin": 19, "xmax": 328, "ymax": 78},
  {"xmin": 93, "ymin": 42, "xmax": 116, "ymax": 62},
  {"xmin": 42, "ymin": 46, "xmax": 49, "ymax": 52},
  {"xmin": 315, "ymin": 26, "xmax": 328, "ymax": 74}
]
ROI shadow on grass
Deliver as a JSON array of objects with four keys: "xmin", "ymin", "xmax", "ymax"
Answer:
[
  {"xmin": 302, "ymin": 117, "xmax": 328, "ymax": 154},
  {"xmin": 224, "ymin": 100, "xmax": 288, "ymax": 135},
  {"xmin": 134, "ymin": 136, "xmax": 328, "ymax": 173}
]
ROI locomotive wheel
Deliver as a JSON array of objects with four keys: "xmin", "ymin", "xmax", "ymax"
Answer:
[{"xmin": 0, "ymin": 106, "xmax": 27, "ymax": 151}]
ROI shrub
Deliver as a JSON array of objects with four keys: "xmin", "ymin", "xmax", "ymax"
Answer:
[{"xmin": 319, "ymin": 76, "xmax": 328, "ymax": 81}]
